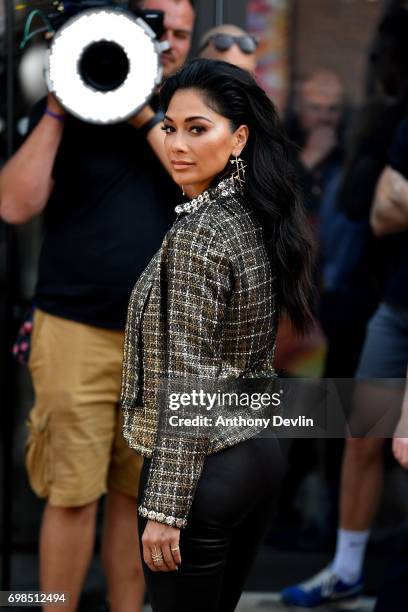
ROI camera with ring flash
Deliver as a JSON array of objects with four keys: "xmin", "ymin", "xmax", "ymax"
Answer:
[{"xmin": 21, "ymin": 1, "xmax": 168, "ymax": 124}]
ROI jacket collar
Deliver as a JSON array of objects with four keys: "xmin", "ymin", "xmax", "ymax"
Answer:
[{"xmin": 175, "ymin": 173, "xmax": 243, "ymax": 216}]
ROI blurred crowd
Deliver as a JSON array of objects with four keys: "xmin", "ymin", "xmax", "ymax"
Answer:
[{"xmin": 276, "ymin": 1, "xmax": 408, "ymax": 608}]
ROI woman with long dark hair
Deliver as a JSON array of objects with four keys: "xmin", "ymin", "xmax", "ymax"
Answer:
[{"xmin": 120, "ymin": 58, "xmax": 314, "ymax": 611}]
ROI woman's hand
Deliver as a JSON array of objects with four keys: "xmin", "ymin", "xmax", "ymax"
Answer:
[{"xmin": 141, "ymin": 519, "xmax": 182, "ymax": 572}]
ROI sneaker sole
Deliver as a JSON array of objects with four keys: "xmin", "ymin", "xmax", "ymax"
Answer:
[
  {"xmin": 328, "ymin": 599, "xmax": 361, "ymax": 611},
  {"xmin": 281, "ymin": 598, "xmax": 361, "ymax": 611}
]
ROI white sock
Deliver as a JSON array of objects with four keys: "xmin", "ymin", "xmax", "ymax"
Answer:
[{"xmin": 331, "ymin": 528, "xmax": 370, "ymax": 584}]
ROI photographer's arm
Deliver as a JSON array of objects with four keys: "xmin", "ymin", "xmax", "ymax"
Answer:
[
  {"xmin": 370, "ymin": 166, "xmax": 408, "ymax": 237},
  {"xmin": 0, "ymin": 95, "xmax": 65, "ymax": 225},
  {"xmin": 128, "ymin": 105, "xmax": 172, "ymax": 176}
]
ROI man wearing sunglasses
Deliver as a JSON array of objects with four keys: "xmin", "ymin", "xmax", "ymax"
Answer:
[{"xmin": 198, "ymin": 24, "xmax": 258, "ymax": 73}]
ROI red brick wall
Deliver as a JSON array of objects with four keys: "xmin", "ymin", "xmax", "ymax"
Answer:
[{"xmin": 292, "ymin": 0, "xmax": 384, "ymax": 104}]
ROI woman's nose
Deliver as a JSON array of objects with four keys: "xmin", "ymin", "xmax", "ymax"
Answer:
[{"xmin": 170, "ymin": 131, "xmax": 188, "ymax": 152}]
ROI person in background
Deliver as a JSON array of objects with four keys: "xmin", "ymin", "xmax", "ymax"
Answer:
[
  {"xmin": 270, "ymin": 68, "xmax": 347, "ymax": 545},
  {"xmin": 282, "ymin": 112, "xmax": 408, "ymax": 610},
  {"xmin": 276, "ymin": 69, "xmax": 347, "ymax": 377},
  {"xmin": 373, "ymin": 369, "xmax": 408, "ymax": 612},
  {"xmin": 393, "ymin": 372, "xmax": 408, "ymax": 470},
  {"xmin": 198, "ymin": 24, "xmax": 258, "ymax": 73},
  {"xmin": 281, "ymin": 8, "xmax": 408, "ymax": 605},
  {"xmin": 0, "ymin": 1, "xmax": 195, "ymax": 611},
  {"xmin": 285, "ymin": 68, "xmax": 346, "ymax": 227}
]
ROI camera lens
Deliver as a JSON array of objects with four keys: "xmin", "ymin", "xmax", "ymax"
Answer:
[{"xmin": 79, "ymin": 41, "xmax": 130, "ymax": 92}]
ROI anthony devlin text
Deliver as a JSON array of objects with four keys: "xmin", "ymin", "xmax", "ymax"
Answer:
[{"xmin": 168, "ymin": 415, "xmax": 314, "ymax": 428}]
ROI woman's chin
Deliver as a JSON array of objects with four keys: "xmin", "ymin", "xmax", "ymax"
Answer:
[
  {"xmin": 172, "ymin": 171, "xmax": 195, "ymax": 187},
  {"xmin": 173, "ymin": 176, "xmax": 186, "ymax": 187}
]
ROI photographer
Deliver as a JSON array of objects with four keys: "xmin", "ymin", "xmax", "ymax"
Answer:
[{"xmin": 0, "ymin": 1, "xmax": 195, "ymax": 611}]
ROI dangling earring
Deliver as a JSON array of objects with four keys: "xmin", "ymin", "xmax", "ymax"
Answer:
[
  {"xmin": 181, "ymin": 185, "xmax": 186, "ymax": 197},
  {"xmin": 230, "ymin": 154, "xmax": 246, "ymax": 187}
]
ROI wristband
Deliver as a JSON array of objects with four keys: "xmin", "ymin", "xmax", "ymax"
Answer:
[
  {"xmin": 45, "ymin": 107, "xmax": 66, "ymax": 123},
  {"xmin": 139, "ymin": 112, "xmax": 164, "ymax": 138}
]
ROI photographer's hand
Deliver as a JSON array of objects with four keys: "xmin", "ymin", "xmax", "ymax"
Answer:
[
  {"xmin": 128, "ymin": 104, "xmax": 155, "ymax": 130},
  {"xmin": 47, "ymin": 92, "xmax": 66, "ymax": 118}
]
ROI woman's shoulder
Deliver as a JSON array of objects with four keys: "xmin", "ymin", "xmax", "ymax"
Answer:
[
  {"xmin": 166, "ymin": 194, "xmax": 270, "ymax": 275},
  {"xmin": 171, "ymin": 194, "xmax": 260, "ymax": 242},
  {"xmin": 167, "ymin": 210, "xmax": 229, "ymax": 261}
]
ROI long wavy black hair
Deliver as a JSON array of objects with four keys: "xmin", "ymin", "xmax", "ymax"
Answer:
[{"xmin": 160, "ymin": 58, "xmax": 315, "ymax": 334}]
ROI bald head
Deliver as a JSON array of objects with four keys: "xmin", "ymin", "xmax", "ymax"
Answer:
[
  {"xmin": 198, "ymin": 24, "xmax": 257, "ymax": 73},
  {"xmin": 297, "ymin": 69, "xmax": 345, "ymax": 131}
]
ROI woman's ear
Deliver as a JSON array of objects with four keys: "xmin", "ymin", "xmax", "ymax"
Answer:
[{"xmin": 232, "ymin": 125, "xmax": 249, "ymax": 157}]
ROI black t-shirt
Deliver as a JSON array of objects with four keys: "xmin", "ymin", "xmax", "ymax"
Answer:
[
  {"xmin": 385, "ymin": 117, "xmax": 408, "ymax": 308},
  {"xmin": 31, "ymin": 100, "xmax": 180, "ymax": 329}
]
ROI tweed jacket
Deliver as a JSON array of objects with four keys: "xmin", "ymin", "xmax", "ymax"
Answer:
[{"xmin": 120, "ymin": 175, "xmax": 278, "ymax": 528}]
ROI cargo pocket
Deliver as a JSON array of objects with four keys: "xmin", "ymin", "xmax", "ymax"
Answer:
[{"xmin": 25, "ymin": 410, "xmax": 53, "ymax": 498}]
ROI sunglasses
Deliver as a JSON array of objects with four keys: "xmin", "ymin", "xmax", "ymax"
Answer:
[{"xmin": 200, "ymin": 33, "xmax": 258, "ymax": 55}]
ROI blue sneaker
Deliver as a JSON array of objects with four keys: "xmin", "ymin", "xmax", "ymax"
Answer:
[{"xmin": 281, "ymin": 566, "xmax": 363, "ymax": 608}]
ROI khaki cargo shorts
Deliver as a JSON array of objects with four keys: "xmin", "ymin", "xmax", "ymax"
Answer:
[{"xmin": 26, "ymin": 309, "xmax": 142, "ymax": 507}]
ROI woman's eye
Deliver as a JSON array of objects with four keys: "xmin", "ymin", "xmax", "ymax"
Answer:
[
  {"xmin": 190, "ymin": 126, "xmax": 205, "ymax": 134},
  {"xmin": 161, "ymin": 125, "xmax": 205, "ymax": 134}
]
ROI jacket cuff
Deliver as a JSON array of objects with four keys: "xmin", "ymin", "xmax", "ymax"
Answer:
[
  {"xmin": 139, "ymin": 433, "xmax": 209, "ymax": 529},
  {"xmin": 138, "ymin": 505, "xmax": 188, "ymax": 529}
]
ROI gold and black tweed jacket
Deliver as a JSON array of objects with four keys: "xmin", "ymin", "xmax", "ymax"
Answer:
[{"xmin": 120, "ymin": 176, "xmax": 278, "ymax": 528}]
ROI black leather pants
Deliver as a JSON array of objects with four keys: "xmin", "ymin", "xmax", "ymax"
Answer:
[{"xmin": 138, "ymin": 434, "xmax": 285, "ymax": 612}]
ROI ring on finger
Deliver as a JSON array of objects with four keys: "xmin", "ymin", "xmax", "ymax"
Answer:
[{"xmin": 152, "ymin": 550, "xmax": 164, "ymax": 564}]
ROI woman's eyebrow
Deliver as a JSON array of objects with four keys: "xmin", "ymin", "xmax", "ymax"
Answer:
[
  {"xmin": 163, "ymin": 115, "xmax": 214, "ymax": 124},
  {"xmin": 185, "ymin": 116, "xmax": 214, "ymax": 124}
]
